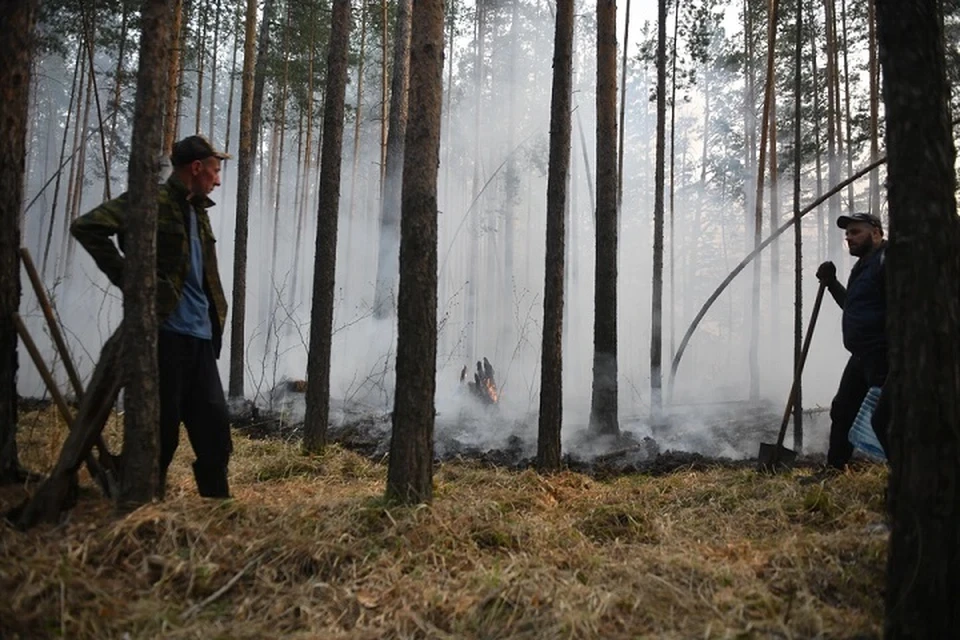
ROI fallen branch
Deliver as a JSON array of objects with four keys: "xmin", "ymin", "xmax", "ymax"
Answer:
[{"xmin": 668, "ymin": 156, "xmax": 887, "ymax": 398}]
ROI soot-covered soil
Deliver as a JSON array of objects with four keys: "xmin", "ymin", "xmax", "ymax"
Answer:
[{"xmin": 229, "ymin": 390, "xmax": 831, "ymax": 477}]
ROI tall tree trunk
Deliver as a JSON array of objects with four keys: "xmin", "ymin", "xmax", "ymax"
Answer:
[
  {"xmin": 590, "ymin": 0, "xmax": 619, "ymax": 435},
  {"xmin": 792, "ymin": 0, "xmax": 803, "ymax": 451},
  {"xmin": 867, "ymin": 0, "xmax": 880, "ymax": 214},
  {"xmin": 840, "ymin": 0, "xmax": 854, "ymax": 211},
  {"xmin": 668, "ymin": 5, "xmax": 679, "ymax": 363},
  {"xmin": 302, "ymin": 0, "xmax": 351, "ymax": 454},
  {"xmin": 617, "ymin": 0, "xmax": 630, "ymax": 210},
  {"xmin": 268, "ymin": 1, "xmax": 292, "ymax": 320},
  {"xmin": 537, "ymin": 0, "xmax": 573, "ymax": 472},
  {"xmin": 875, "ymin": 1, "xmax": 960, "ymax": 635},
  {"xmin": 385, "ymin": 0, "xmax": 444, "ymax": 504},
  {"xmin": 80, "ymin": 1, "xmax": 112, "ymax": 200},
  {"xmin": 380, "ymin": 0, "xmax": 389, "ymax": 192},
  {"xmin": 228, "ymin": 0, "xmax": 259, "ymax": 398},
  {"xmin": 348, "ymin": 1, "xmax": 368, "ymax": 220},
  {"xmin": 769, "ymin": 88, "xmax": 780, "ymax": 342},
  {"xmin": 464, "ymin": 4, "xmax": 486, "ymax": 360},
  {"xmin": 208, "ymin": 0, "xmax": 221, "ymax": 140},
  {"xmin": 41, "ymin": 45, "xmax": 83, "ymax": 278},
  {"xmin": 224, "ymin": 1, "xmax": 240, "ymax": 154},
  {"xmin": 164, "ymin": 0, "xmax": 184, "ymax": 154},
  {"xmin": 651, "ymin": 0, "xmax": 667, "ymax": 418},
  {"xmin": 809, "ymin": 5, "xmax": 825, "ymax": 262},
  {"xmin": 824, "ymin": 0, "xmax": 841, "ymax": 262},
  {"xmin": 290, "ymin": 3, "xmax": 317, "ymax": 309},
  {"xmin": 501, "ymin": 0, "xmax": 520, "ymax": 352},
  {"xmin": 749, "ymin": 0, "xmax": 779, "ymax": 401},
  {"xmin": 63, "ymin": 62, "xmax": 95, "ymax": 274},
  {"xmin": 195, "ymin": 0, "xmax": 207, "ymax": 134},
  {"xmin": 0, "ymin": 0, "xmax": 38, "ymax": 485},
  {"xmin": 105, "ymin": 0, "xmax": 131, "ymax": 199},
  {"xmin": 119, "ymin": 0, "xmax": 175, "ymax": 510},
  {"xmin": 373, "ymin": 0, "xmax": 413, "ymax": 318}
]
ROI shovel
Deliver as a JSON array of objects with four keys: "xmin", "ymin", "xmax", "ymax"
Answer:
[{"xmin": 757, "ymin": 280, "xmax": 827, "ymax": 473}]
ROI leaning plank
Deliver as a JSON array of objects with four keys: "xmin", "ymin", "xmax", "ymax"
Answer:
[
  {"xmin": 12, "ymin": 313, "xmax": 114, "ymax": 495},
  {"xmin": 12, "ymin": 327, "xmax": 124, "ymax": 529}
]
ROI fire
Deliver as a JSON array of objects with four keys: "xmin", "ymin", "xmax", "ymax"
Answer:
[{"xmin": 461, "ymin": 357, "xmax": 499, "ymax": 405}]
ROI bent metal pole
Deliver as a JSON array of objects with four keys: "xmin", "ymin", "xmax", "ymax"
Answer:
[{"xmin": 667, "ymin": 156, "xmax": 887, "ymax": 400}]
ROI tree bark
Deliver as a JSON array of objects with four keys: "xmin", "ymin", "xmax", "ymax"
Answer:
[
  {"xmin": 228, "ymin": 0, "xmax": 260, "ymax": 398},
  {"xmin": 164, "ymin": 0, "xmax": 184, "ymax": 154},
  {"xmin": 875, "ymin": 1, "xmax": 960, "ymax": 635},
  {"xmin": 537, "ymin": 0, "xmax": 573, "ymax": 472},
  {"xmin": 650, "ymin": 0, "xmax": 667, "ymax": 420},
  {"xmin": 119, "ymin": 0, "xmax": 176, "ymax": 510},
  {"xmin": 386, "ymin": 0, "xmax": 444, "ymax": 504},
  {"xmin": 0, "ymin": 0, "xmax": 38, "ymax": 484},
  {"xmin": 589, "ymin": 0, "xmax": 619, "ymax": 436},
  {"xmin": 867, "ymin": 0, "xmax": 880, "ymax": 214},
  {"xmin": 302, "ymin": 0, "xmax": 351, "ymax": 453},
  {"xmin": 373, "ymin": 0, "xmax": 413, "ymax": 318}
]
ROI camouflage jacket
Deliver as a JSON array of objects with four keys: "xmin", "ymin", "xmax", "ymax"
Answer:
[{"xmin": 70, "ymin": 175, "xmax": 229, "ymax": 357}]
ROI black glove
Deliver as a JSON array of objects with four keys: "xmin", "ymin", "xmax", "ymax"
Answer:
[{"xmin": 816, "ymin": 261, "xmax": 837, "ymax": 283}]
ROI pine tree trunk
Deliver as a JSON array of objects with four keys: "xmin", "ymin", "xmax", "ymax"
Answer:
[
  {"xmin": 195, "ymin": 0, "xmax": 207, "ymax": 134},
  {"xmin": 228, "ymin": 0, "xmax": 259, "ymax": 398},
  {"xmin": 650, "ymin": 0, "xmax": 667, "ymax": 418},
  {"xmin": 223, "ymin": 2, "xmax": 240, "ymax": 154},
  {"xmin": 840, "ymin": 0, "xmax": 854, "ymax": 211},
  {"xmin": 0, "ymin": 0, "xmax": 38, "ymax": 484},
  {"xmin": 792, "ymin": 0, "xmax": 803, "ymax": 451},
  {"xmin": 537, "ymin": 0, "xmax": 573, "ymax": 472},
  {"xmin": 824, "ymin": 0, "xmax": 841, "ymax": 262},
  {"xmin": 809, "ymin": 5, "xmax": 825, "ymax": 262},
  {"xmin": 386, "ymin": 0, "xmax": 444, "ymax": 505},
  {"xmin": 875, "ymin": 2, "xmax": 960, "ymax": 634},
  {"xmin": 380, "ymin": 0, "xmax": 389, "ymax": 192},
  {"xmin": 164, "ymin": 0, "xmax": 184, "ymax": 154},
  {"xmin": 41, "ymin": 45, "xmax": 82, "ymax": 278},
  {"xmin": 105, "ymin": 0, "xmax": 131, "ymax": 198},
  {"xmin": 373, "ymin": 0, "xmax": 412, "ymax": 318},
  {"xmin": 348, "ymin": 2, "xmax": 368, "ymax": 221},
  {"xmin": 749, "ymin": 0, "xmax": 779, "ymax": 401},
  {"xmin": 590, "ymin": 0, "xmax": 619, "ymax": 435},
  {"xmin": 290, "ymin": 4, "xmax": 316, "ymax": 310},
  {"xmin": 867, "ymin": 0, "xmax": 880, "ymax": 214},
  {"xmin": 208, "ymin": 0, "xmax": 220, "ymax": 140},
  {"xmin": 268, "ymin": 3, "xmax": 292, "ymax": 320},
  {"xmin": 302, "ymin": 0, "xmax": 351, "ymax": 454},
  {"xmin": 617, "ymin": 0, "xmax": 630, "ymax": 210},
  {"xmin": 119, "ymin": 0, "xmax": 176, "ymax": 510}
]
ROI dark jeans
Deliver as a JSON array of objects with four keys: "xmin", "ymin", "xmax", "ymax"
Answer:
[
  {"xmin": 828, "ymin": 354, "xmax": 889, "ymax": 469},
  {"xmin": 158, "ymin": 331, "xmax": 232, "ymax": 492}
]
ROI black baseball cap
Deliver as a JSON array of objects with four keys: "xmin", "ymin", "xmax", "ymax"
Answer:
[
  {"xmin": 837, "ymin": 212, "xmax": 883, "ymax": 231},
  {"xmin": 170, "ymin": 135, "xmax": 232, "ymax": 167}
]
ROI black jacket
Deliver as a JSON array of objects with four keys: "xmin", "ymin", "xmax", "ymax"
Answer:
[{"xmin": 842, "ymin": 243, "xmax": 887, "ymax": 366}]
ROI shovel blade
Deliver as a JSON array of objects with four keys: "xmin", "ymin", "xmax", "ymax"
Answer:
[{"xmin": 757, "ymin": 442, "xmax": 797, "ymax": 473}]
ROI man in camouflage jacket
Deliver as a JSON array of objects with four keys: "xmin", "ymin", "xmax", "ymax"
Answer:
[{"xmin": 71, "ymin": 135, "xmax": 233, "ymax": 498}]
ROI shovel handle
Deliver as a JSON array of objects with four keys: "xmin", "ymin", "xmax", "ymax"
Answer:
[{"xmin": 774, "ymin": 280, "xmax": 828, "ymax": 450}]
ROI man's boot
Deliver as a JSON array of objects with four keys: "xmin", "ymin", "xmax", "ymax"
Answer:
[{"xmin": 192, "ymin": 462, "xmax": 231, "ymax": 498}]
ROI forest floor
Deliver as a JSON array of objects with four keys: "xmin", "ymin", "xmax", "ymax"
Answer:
[{"xmin": 1, "ymin": 407, "xmax": 887, "ymax": 639}]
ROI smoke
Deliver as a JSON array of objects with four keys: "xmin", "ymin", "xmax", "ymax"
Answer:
[{"xmin": 18, "ymin": 1, "xmax": 860, "ymax": 461}]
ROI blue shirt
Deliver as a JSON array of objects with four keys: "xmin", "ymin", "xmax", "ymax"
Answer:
[{"xmin": 161, "ymin": 206, "xmax": 213, "ymax": 339}]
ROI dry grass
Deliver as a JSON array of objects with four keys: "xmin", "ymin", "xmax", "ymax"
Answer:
[{"xmin": 1, "ymin": 409, "xmax": 887, "ymax": 639}]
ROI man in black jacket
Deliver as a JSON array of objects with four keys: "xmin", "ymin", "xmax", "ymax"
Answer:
[{"xmin": 815, "ymin": 212, "xmax": 889, "ymax": 472}]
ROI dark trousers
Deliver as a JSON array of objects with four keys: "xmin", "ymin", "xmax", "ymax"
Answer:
[
  {"xmin": 159, "ymin": 331, "xmax": 232, "ymax": 495},
  {"xmin": 828, "ymin": 354, "xmax": 889, "ymax": 469}
]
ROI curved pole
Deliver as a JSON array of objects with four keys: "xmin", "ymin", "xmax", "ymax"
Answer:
[{"xmin": 668, "ymin": 155, "xmax": 887, "ymax": 398}]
